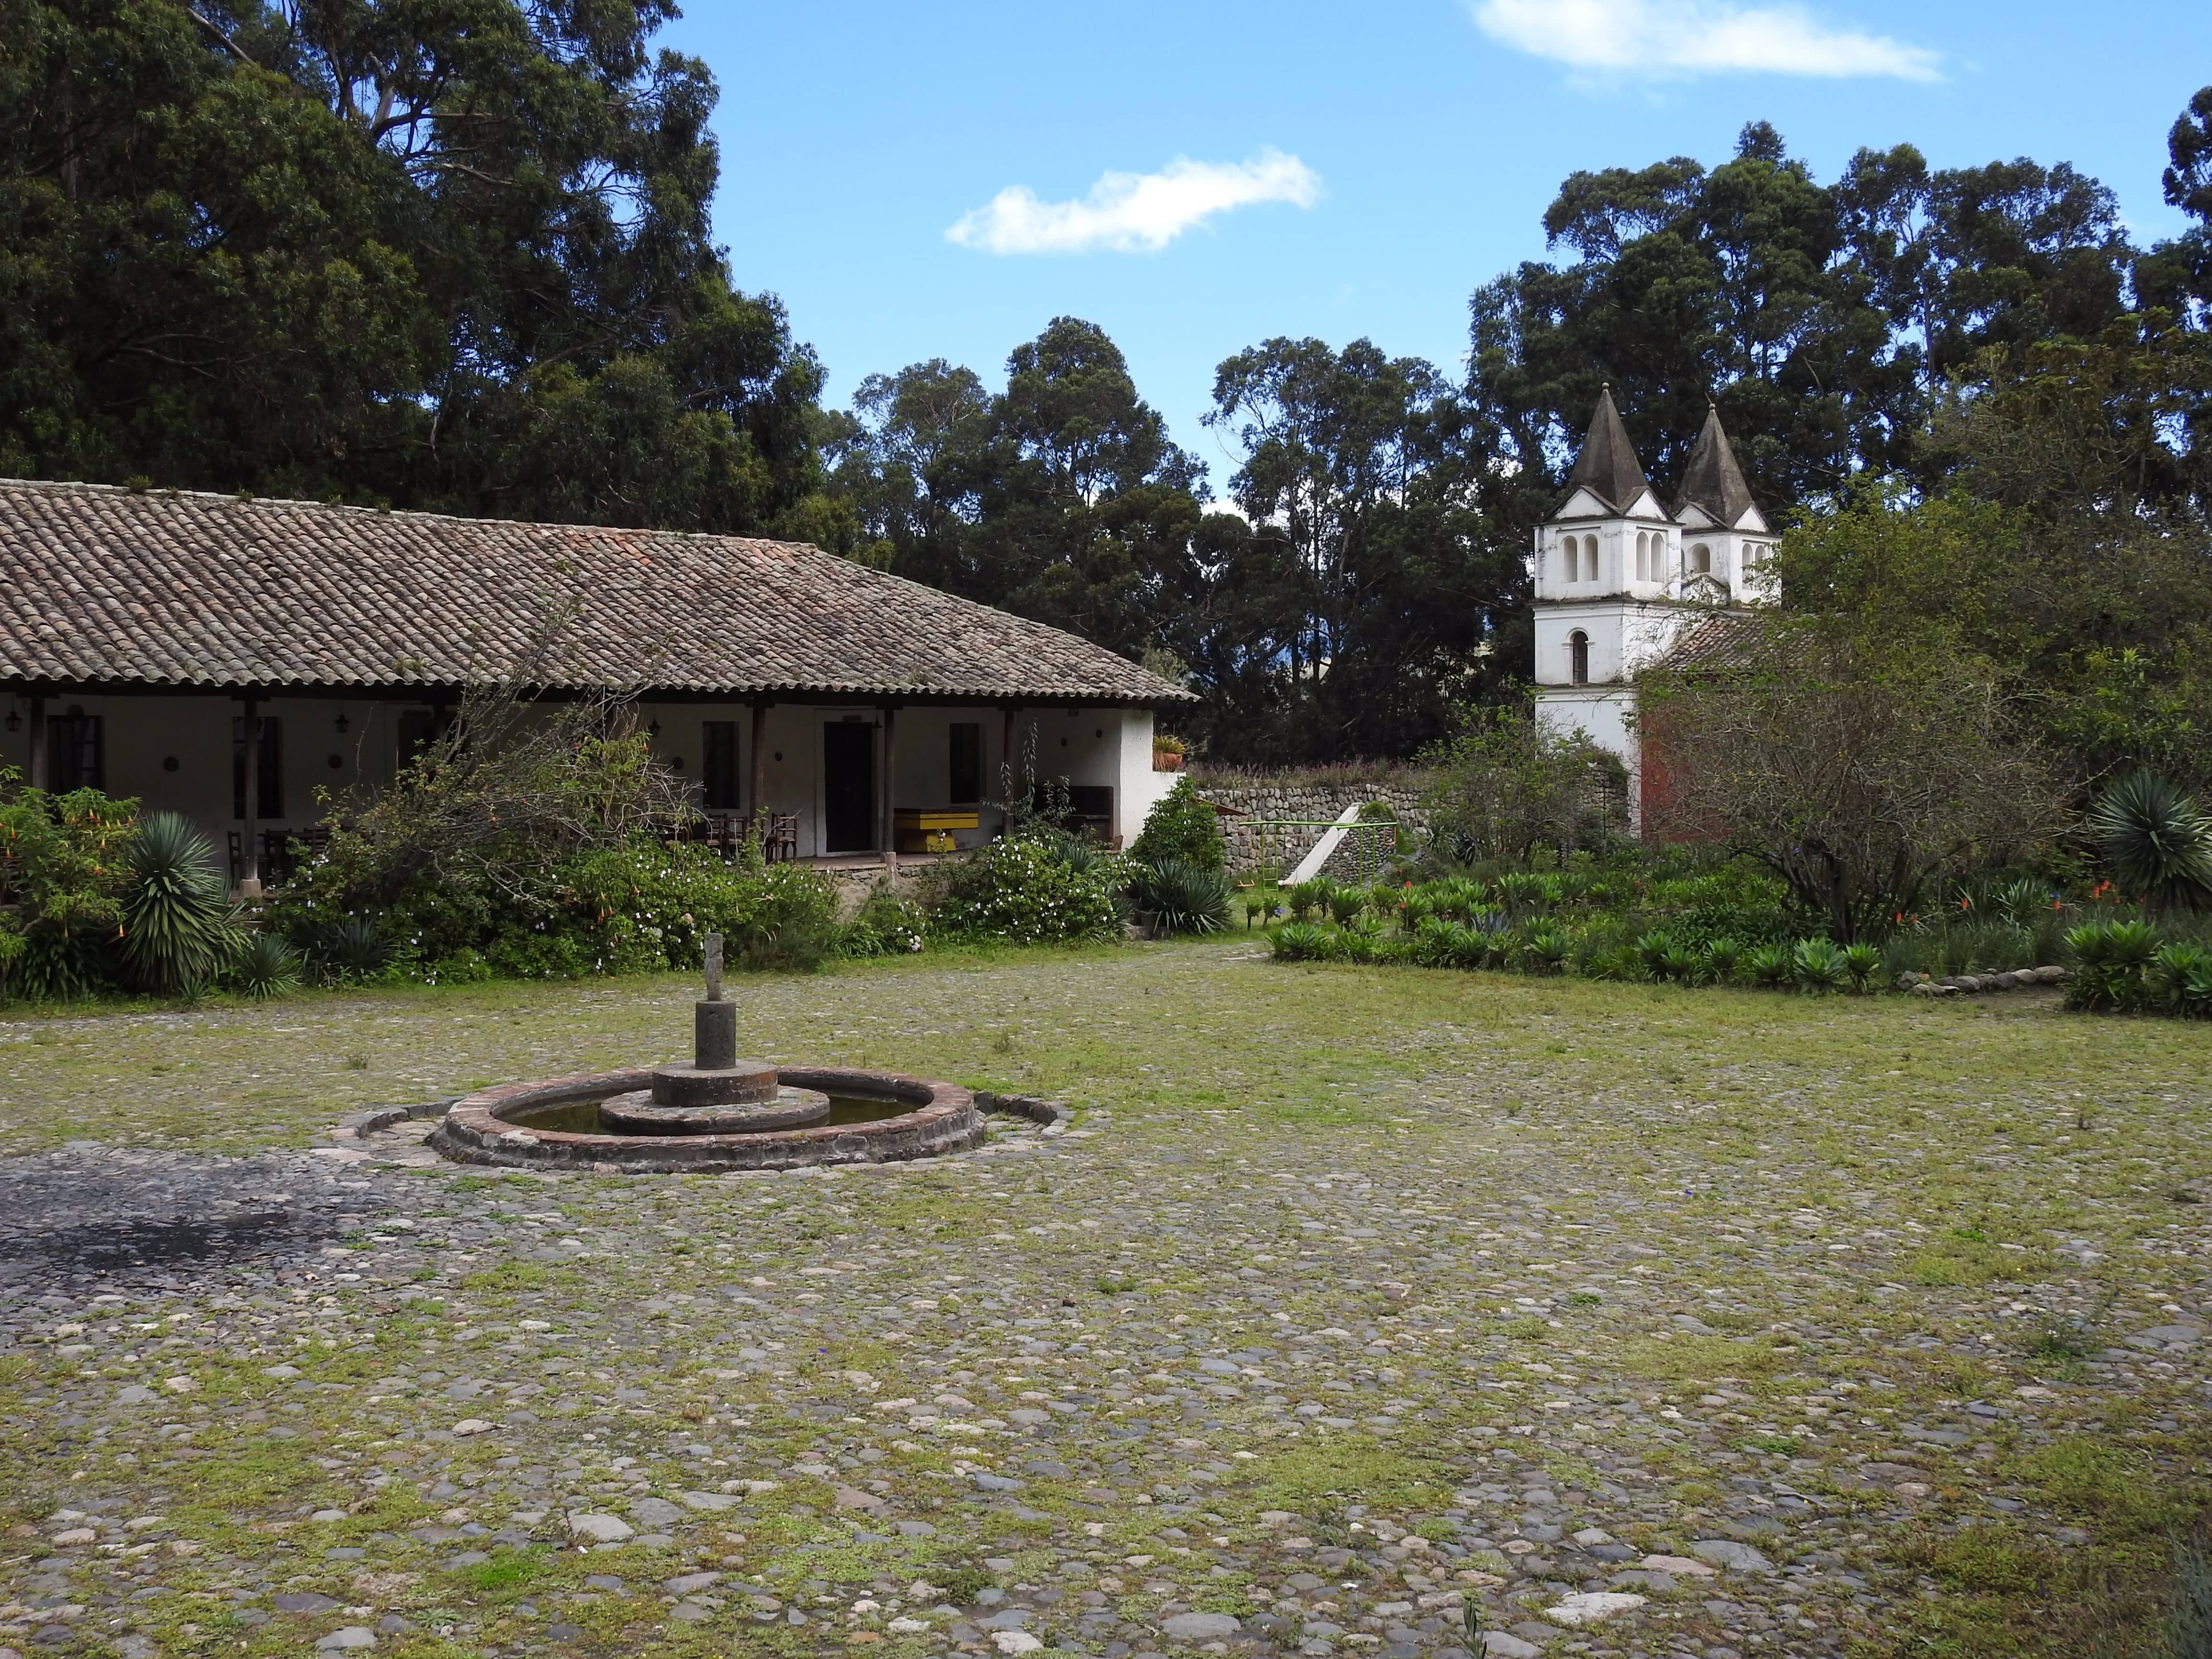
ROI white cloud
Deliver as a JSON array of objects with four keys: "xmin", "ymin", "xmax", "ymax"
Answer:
[
  {"xmin": 1472, "ymin": 0, "xmax": 1939, "ymax": 80},
  {"xmin": 946, "ymin": 149, "xmax": 1321, "ymax": 255}
]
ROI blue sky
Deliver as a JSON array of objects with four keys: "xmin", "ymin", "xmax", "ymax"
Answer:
[{"xmin": 663, "ymin": 0, "xmax": 2212, "ymax": 485}]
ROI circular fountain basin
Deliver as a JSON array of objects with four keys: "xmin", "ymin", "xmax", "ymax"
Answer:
[
  {"xmin": 428, "ymin": 1066, "xmax": 983, "ymax": 1173},
  {"xmin": 599, "ymin": 1084, "xmax": 830, "ymax": 1134}
]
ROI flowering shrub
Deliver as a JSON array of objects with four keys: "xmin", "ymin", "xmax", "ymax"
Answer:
[
  {"xmin": 277, "ymin": 835, "xmax": 842, "ymax": 983},
  {"xmin": 929, "ymin": 834, "xmax": 1125, "ymax": 945},
  {"xmin": 844, "ymin": 885, "xmax": 928, "ymax": 956}
]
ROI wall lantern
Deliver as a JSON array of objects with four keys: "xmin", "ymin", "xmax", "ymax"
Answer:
[
  {"xmin": 2, "ymin": 709, "xmax": 17, "ymax": 734},
  {"xmin": 648, "ymin": 719, "xmax": 662, "ymax": 739},
  {"xmin": 334, "ymin": 709, "xmax": 351, "ymax": 734}
]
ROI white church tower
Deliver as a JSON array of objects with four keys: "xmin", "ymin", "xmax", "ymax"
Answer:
[{"xmin": 1531, "ymin": 390, "xmax": 1773, "ymax": 826}]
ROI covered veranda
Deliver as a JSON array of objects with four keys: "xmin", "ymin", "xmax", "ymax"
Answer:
[{"xmin": 0, "ymin": 480, "xmax": 1186, "ymax": 887}]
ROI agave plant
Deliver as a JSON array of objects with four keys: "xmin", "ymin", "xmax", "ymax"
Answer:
[
  {"xmin": 1988, "ymin": 877, "xmax": 2055, "ymax": 928},
  {"xmin": 2089, "ymin": 773, "xmax": 2212, "ymax": 912},
  {"xmin": 2066, "ymin": 917, "xmax": 2163, "ymax": 1011},
  {"xmin": 1658, "ymin": 942, "xmax": 1703, "ymax": 983},
  {"xmin": 1325, "ymin": 886, "xmax": 1366, "ymax": 927},
  {"xmin": 2149, "ymin": 942, "xmax": 2212, "ymax": 1018},
  {"xmin": 119, "ymin": 811, "xmax": 243, "ymax": 996},
  {"xmin": 317, "ymin": 914, "xmax": 390, "ymax": 982},
  {"xmin": 1523, "ymin": 924, "xmax": 1571, "ymax": 974},
  {"xmin": 1747, "ymin": 944, "xmax": 1795, "ymax": 987},
  {"xmin": 229, "ymin": 929, "xmax": 302, "ymax": 1000},
  {"xmin": 1634, "ymin": 929, "xmax": 1678, "ymax": 980},
  {"xmin": 1840, "ymin": 941, "xmax": 1883, "ymax": 992},
  {"xmin": 1131, "ymin": 858, "xmax": 1231, "ymax": 937},
  {"xmin": 1701, "ymin": 937, "xmax": 1744, "ymax": 984},
  {"xmin": 1240, "ymin": 890, "xmax": 1274, "ymax": 930},
  {"xmin": 1492, "ymin": 871, "xmax": 1547, "ymax": 915},
  {"xmin": 1268, "ymin": 922, "xmax": 1327, "ymax": 962},
  {"xmin": 1792, "ymin": 938, "xmax": 1852, "ymax": 993}
]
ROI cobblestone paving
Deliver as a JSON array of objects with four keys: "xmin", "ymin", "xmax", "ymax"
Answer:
[{"xmin": 1, "ymin": 945, "xmax": 2209, "ymax": 1659}]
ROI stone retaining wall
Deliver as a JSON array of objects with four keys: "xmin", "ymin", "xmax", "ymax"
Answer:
[{"xmin": 1192, "ymin": 778, "xmax": 1435, "ymax": 879}]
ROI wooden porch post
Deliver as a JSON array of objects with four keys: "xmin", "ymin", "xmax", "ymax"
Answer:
[
  {"xmin": 239, "ymin": 692, "xmax": 261, "ymax": 893},
  {"xmin": 1001, "ymin": 704, "xmax": 1020, "ymax": 837},
  {"xmin": 879, "ymin": 704, "xmax": 899, "ymax": 875},
  {"xmin": 748, "ymin": 700, "xmax": 768, "ymax": 834},
  {"xmin": 25, "ymin": 694, "xmax": 45, "ymax": 791}
]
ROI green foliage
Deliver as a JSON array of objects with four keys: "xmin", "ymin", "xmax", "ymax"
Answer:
[
  {"xmin": 1642, "ymin": 614, "xmax": 2061, "ymax": 943},
  {"xmin": 1325, "ymin": 885, "xmax": 1366, "ymax": 927},
  {"xmin": 1286, "ymin": 878, "xmax": 1327, "ymax": 922},
  {"xmin": 1522, "ymin": 923, "xmax": 1570, "ymax": 974},
  {"xmin": 311, "ymin": 915, "xmax": 391, "ymax": 984},
  {"xmin": 0, "ymin": 0, "xmax": 831, "ymax": 535},
  {"xmin": 1421, "ymin": 707, "xmax": 1626, "ymax": 865},
  {"xmin": 1841, "ymin": 942, "xmax": 1883, "ymax": 991},
  {"xmin": 929, "ymin": 834, "xmax": 1125, "ymax": 946},
  {"xmin": 1129, "ymin": 858, "xmax": 1231, "ymax": 937},
  {"xmin": 2066, "ymin": 918, "xmax": 2165, "ymax": 1011},
  {"xmin": 2089, "ymin": 773, "xmax": 2212, "ymax": 912},
  {"xmin": 0, "ymin": 781, "xmax": 139, "ymax": 1001},
  {"xmin": 283, "ymin": 833, "xmax": 842, "ymax": 985},
  {"xmin": 1791, "ymin": 938, "xmax": 1852, "ymax": 993},
  {"xmin": 1635, "ymin": 929, "xmax": 1679, "ymax": 980},
  {"xmin": 1130, "ymin": 776, "xmax": 1226, "ymax": 871},
  {"xmin": 118, "ymin": 812, "xmax": 242, "ymax": 996},
  {"xmin": 2149, "ymin": 941, "xmax": 2212, "ymax": 1018},
  {"xmin": 842, "ymin": 886, "xmax": 927, "ymax": 957},
  {"xmin": 1747, "ymin": 943, "xmax": 1795, "ymax": 987},
  {"xmin": 228, "ymin": 930, "xmax": 301, "ymax": 1000},
  {"xmin": 1267, "ymin": 922, "xmax": 1329, "ymax": 962}
]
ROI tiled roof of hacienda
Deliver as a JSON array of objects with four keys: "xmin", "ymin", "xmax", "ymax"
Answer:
[{"xmin": 0, "ymin": 480, "xmax": 1189, "ymax": 703}]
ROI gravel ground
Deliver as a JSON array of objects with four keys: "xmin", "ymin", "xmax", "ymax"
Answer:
[{"xmin": 1, "ymin": 944, "xmax": 2209, "ymax": 1659}]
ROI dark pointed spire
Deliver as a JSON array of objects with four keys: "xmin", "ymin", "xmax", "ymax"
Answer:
[
  {"xmin": 1673, "ymin": 402, "xmax": 1760, "ymax": 528},
  {"xmin": 1552, "ymin": 385, "xmax": 1652, "ymax": 519}
]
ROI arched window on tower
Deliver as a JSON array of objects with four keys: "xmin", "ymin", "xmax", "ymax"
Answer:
[
  {"xmin": 1690, "ymin": 542, "xmax": 1711, "ymax": 575},
  {"xmin": 1635, "ymin": 530, "xmax": 1647, "ymax": 581},
  {"xmin": 1568, "ymin": 629, "xmax": 1590, "ymax": 685},
  {"xmin": 1562, "ymin": 535, "xmax": 1579, "ymax": 584}
]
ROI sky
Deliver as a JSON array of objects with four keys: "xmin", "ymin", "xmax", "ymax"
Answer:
[{"xmin": 661, "ymin": 0, "xmax": 2212, "ymax": 487}]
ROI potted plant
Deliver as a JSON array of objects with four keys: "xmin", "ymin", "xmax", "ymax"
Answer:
[{"xmin": 1153, "ymin": 733, "xmax": 1187, "ymax": 772}]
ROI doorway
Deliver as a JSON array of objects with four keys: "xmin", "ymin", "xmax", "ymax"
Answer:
[{"xmin": 822, "ymin": 720, "xmax": 875, "ymax": 854}]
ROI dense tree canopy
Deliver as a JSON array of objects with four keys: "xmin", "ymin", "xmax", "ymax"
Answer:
[
  {"xmin": 0, "ymin": 0, "xmax": 831, "ymax": 531},
  {"xmin": 1468, "ymin": 120, "xmax": 2153, "ymax": 518},
  {"xmin": 3, "ymin": 16, "xmax": 2208, "ymax": 769}
]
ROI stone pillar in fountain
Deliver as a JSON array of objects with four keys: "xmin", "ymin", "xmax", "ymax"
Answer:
[
  {"xmin": 595, "ymin": 932, "xmax": 831, "ymax": 1132},
  {"xmin": 696, "ymin": 932, "xmax": 736, "ymax": 1070}
]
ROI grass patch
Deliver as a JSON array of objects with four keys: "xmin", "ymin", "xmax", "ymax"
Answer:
[
  {"xmin": 1620, "ymin": 1334, "xmax": 1788, "ymax": 1381},
  {"xmin": 1243, "ymin": 1441, "xmax": 1453, "ymax": 1515},
  {"xmin": 457, "ymin": 1261, "xmax": 575, "ymax": 1293},
  {"xmin": 448, "ymin": 1548, "xmax": 553, "ymax": 1594}
]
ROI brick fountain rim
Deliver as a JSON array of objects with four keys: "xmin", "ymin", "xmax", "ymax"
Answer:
[{"xmin": 428, "ymin": 1066, "xmax": 985, "ymax": 1173}]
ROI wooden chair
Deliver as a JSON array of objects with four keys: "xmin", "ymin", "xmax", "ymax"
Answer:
[{"xmin": 765, "ymin": 813, "xmax": 799, "ymax": 864}]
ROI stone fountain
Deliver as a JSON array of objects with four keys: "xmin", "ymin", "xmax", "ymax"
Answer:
[{"xmin": 426, "ymin": 935, "xmax": 985, "ymax": 1173}]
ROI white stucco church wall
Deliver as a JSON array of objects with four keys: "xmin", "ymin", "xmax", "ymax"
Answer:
[{"xmin": 1529, "ymin": 392, "xmax": 1774, "ymax": 828}]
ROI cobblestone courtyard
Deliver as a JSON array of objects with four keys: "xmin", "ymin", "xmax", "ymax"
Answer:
[{"xmin": 1, "ymin": 943, "xmax": 2208, "ymax": 1659}]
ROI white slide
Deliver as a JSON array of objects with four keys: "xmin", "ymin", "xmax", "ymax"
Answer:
[{"xmin": 1280, "ymin": 802, "xmax": 1366, "ymax": 887}]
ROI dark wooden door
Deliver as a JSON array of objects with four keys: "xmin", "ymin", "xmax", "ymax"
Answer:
[{"xmin": 822, "ymin": 721, "xmax": 875, "ymax": 854}]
